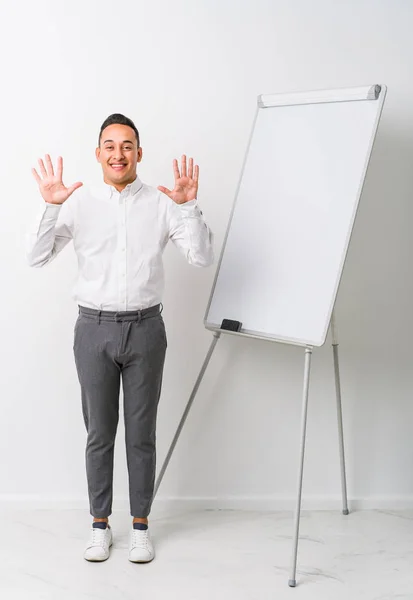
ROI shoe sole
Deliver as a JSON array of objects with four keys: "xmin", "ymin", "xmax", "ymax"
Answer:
[{"xmin": 128, "ymin": 555, "xmax": 155, "ymax": 564}]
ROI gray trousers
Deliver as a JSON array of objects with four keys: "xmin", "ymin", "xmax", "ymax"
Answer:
[{"xmin": 73, "ymin": 304, "xmax": 167, "ymax": 518}]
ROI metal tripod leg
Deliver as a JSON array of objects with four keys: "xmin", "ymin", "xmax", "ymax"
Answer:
[
  {"xmin": 153, "ymin": 331, "xmax": 221, "ymax": 498},
  {"xmin": 330, "ymin": 313, "xmax": 349, "ymax": 516},
  {"xmin": 288, "ymin": 346, "xmax": 313, "ymax": 588}
]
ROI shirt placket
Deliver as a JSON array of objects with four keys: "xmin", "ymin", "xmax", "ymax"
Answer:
[{"xmin": 118, "ymin": 190, "xmax": 128, "ymax": 310}]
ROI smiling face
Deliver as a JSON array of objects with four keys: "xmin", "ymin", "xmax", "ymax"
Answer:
[{"xmin": 96, "ymin": 124, "xmax": 142, "ymax": 191}]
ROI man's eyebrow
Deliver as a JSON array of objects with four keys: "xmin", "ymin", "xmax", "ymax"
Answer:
[{"xmin": 103, "ymin": 139, "xmax": 134, "ymax": 144}]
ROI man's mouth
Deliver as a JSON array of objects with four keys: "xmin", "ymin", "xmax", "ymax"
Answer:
[{"xmin": 110, "ymin": 163, "xmax": 127, "ymax": 171}]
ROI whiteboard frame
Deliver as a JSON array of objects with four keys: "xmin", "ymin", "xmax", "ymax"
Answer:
[{"xmin": 204, "ymin": 84, "xmax": 387, "ymax": 347}]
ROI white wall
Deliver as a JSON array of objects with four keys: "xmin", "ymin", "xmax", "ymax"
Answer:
[{"xmin": 1, "ymin": 0, "xmax": 412, "ymax": 512}]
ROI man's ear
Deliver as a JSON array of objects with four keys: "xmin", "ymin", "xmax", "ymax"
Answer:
[
  {"xmin": 137, "ymin": 147, "xmax": 143, "ymax": 163},
  {"xmin": 95, "ymin": 147, "xmax": 101, "ymax": 162}
]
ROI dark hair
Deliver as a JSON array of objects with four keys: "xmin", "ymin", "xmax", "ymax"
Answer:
[{"xmin": 98, "ymin": 113, "xmax": 140, "ymax": 147}]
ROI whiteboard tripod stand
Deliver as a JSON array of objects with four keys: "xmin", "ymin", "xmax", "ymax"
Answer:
[
  {"xmin": 154, "ymin": 84, "xmax": 386, "ymax": 588},
  {"xmin": 153, "ymin": 310, "xmax": 348, "ymax": 588}
]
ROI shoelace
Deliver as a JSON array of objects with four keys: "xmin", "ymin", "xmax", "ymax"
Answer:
[
  {"xmin": 89, "ymin": 527, "xmax": 109, "ymax": 548},
  {"xmin": 131, "ymin": 529, "xmax": 149, "ymax": 549}
]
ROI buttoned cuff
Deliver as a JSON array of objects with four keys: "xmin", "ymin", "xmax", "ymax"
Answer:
[
  {"xmin": 179, "ymin": 199, "xmax": 203, "ymax": 215},
  {"xmin": 43, "ymin": 202, "xmax": 63, "ymax": 216}
]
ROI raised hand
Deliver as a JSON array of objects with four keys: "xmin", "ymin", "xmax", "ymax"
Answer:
[
  {"xmin": 158, "ymin": 155, "xmax": 199, "ymax": 205},
  {"xmin": 32, "ymin": 155, "xmax": 83, "ymax": 205}
]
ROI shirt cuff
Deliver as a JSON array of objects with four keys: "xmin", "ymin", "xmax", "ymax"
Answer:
[
  {"xmin": 179, "ymin": 199, "xmax": 202, "ymax": 215},
  {"xmin": 43, "ymin": 202, "xmax": 63, "ymax": 216}
]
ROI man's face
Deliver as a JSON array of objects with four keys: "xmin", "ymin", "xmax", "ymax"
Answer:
[{"xmin": 96, "ymin": 124, "xmax": 142, "ymax": 190}]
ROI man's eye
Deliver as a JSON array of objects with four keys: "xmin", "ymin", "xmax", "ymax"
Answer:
[
  {"xmin": 106, "ymin": 146, "xmax": 114, "ymax": 150},
  {"xmin": 124, "ymin": 147, "xmax": 132, "ymax": 151}
]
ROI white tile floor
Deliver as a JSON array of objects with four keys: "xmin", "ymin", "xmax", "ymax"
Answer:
[{"xmin": 0, "ymin": 508, "xmax": 412, "ymax": 600}]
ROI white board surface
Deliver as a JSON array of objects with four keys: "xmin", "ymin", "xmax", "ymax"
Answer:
[{"xmin": 205, "ymin": 85, "xmax": 386, "ymax": 346}]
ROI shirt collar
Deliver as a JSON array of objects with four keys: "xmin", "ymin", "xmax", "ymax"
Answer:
[{"xmin": 101, "ymin": 174, "xmax": 143, "ymax": 199}]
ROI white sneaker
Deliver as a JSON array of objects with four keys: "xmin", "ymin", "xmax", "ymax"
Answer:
[
  {"xmin": 128, "ymin": 526, "xmax": 155, "ymax": 563},
  {"xmin": 84, "ymin": 524, "xmax": 113, "ymax": 562}
]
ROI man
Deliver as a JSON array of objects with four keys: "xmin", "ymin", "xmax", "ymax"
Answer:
[{"xmin": 27, "ymin": 113, "xmax": 214, "ymax": 563}]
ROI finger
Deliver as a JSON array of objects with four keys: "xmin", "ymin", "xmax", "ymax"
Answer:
[
  {"xmin": 188, "ymin": 157, "xmax": 194, "ymax": 179},
  {"xmin": 158, "ymin": 185, "xmax": 172, "ymax": 197},
  {"xmin": 181, "ymin": 154, "xmax": 187, "ymax": 177},
  {"xmin": 173, "ymin": 159, "xmax": 180, "ymax": 181},
  {"xmin": 38, "ymin": 158, "xmax": 47, "ymax": 178},
  {"xmin": 56, "ymin": 156, "xmax": 63, "ymax": 181},
  {"xmin": 193, "ymin": 164, "xmax": 199, "ymax": 183},
  {"xmin": 45, "ymin": 154, "xmax": 54, "ymax": 177},
  {"xmin": 67, "ymin": 181, "xmax": 83, "ymax": 196},
  {"xmin": 32, "ymin": 168, "xmax": 41, "ymax": 185}
]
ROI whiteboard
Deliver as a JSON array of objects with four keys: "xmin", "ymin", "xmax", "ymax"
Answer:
[{"xmin": 205, "ymin": 85, "xmax": 386, "ymax": 347}]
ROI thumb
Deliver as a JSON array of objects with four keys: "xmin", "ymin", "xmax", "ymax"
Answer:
[
  {"xmin": 157, "ymin": 185, "xmax": 172, "ymax": 197},
  {"xmin": 67, "ymin": 182, "xmax": 83, "ymax": 196}
]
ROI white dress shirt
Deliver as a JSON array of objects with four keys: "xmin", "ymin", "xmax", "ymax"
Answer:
[{"xmin": 26, "ymin": 175, "xmax": 214, "ymax": 311}]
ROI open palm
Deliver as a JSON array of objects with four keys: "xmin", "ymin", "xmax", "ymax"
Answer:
[
  {"xmin": 158, "ymin": 155, "xmax": 199, "ymax": 204},
  {"xmin": 32, "ymin": 155, "xmax": 83, "ymax": 205}
]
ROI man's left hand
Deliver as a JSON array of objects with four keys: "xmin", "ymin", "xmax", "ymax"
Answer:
[{"xmin": 158, "ymin": 155, "xmax": 199, "ymax": 204}]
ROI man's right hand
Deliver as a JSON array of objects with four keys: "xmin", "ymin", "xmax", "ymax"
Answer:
[{"xmin": 32, "ymin": 155, "xmax": 83, "ymax": 205}]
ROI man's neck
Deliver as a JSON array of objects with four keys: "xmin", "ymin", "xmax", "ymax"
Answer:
[{"xmin": 104, "ymin": 174, "xmax": 138, "ymax": 192}]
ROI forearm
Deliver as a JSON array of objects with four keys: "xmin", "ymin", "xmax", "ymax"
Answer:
[
  {"xmin": 26, "ymin": 203, "xmax": 71, "ymax": 267},
  {"xmin": 175, "ymin": 201, "xmax": 214, "ymax": 267}
]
